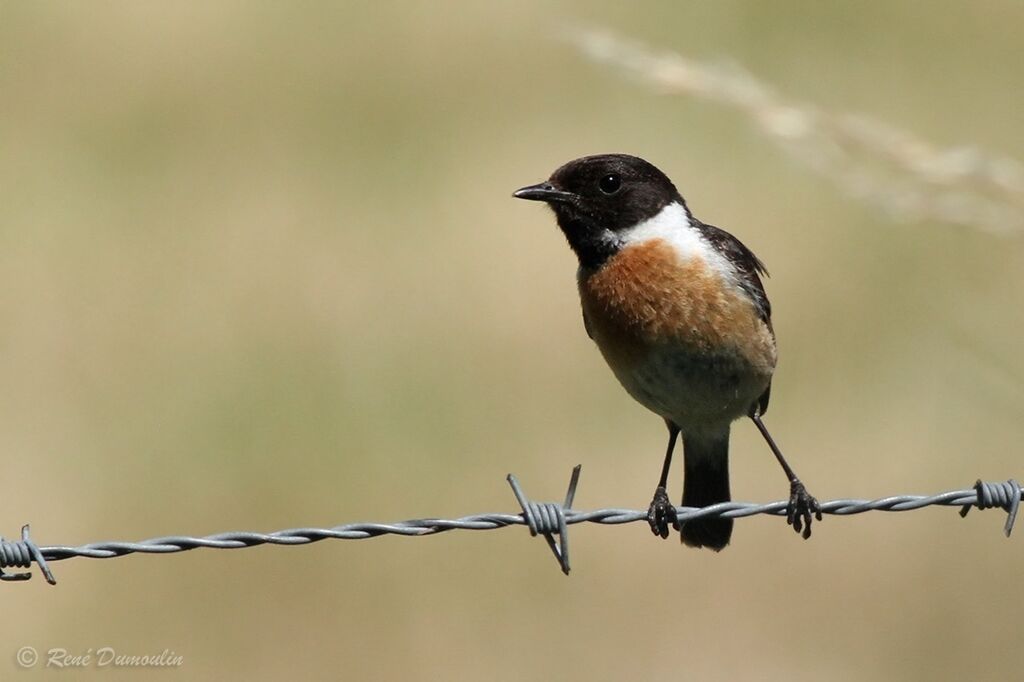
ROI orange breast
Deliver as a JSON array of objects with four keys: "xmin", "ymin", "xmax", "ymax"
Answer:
[{"xmin": 578, "ymin": 238, "xmax": 776, "ymax": 376}]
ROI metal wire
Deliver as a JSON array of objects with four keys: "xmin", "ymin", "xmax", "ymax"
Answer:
[
  {"xmin": 3, "ymin": 471, "xmax": 1021, "ymax": 585},
  {"xmin": 0, "ymin": 526, "xmax": 56, "ymax": 584}
]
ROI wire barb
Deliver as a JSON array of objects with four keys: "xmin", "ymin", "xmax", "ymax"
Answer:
[
  {"xmin": 0, "ymin": 525, "xmax": 56, "ymax": 585},
  {"xmin": 959, "ymin": 479, "xmax": 1022, "ymax": 537},
  {"xmin": 507, "ymin": 465, "xmax": 582, "ymax": 575},
  {"xmin": 0, "ymin": 473, "xmax": 1017, "ymax": 585}
]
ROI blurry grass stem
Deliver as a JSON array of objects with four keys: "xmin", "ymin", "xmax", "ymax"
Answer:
[{"xmin": 566, "ymin": 27, "xmax": 1024, "ymax": 235}]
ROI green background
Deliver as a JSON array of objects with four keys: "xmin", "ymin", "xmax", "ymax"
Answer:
[{"xmin": 2, "ymin": 2, "xmax": 1023, "ymax": 680}]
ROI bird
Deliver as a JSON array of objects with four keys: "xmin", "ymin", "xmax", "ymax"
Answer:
[{"xmin": 513, "ymin": 153, "xmax": 820, "ymax": 550}]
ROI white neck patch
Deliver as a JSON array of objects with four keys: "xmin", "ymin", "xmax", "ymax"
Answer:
[{"xmin": 619, "ymin": 201, "xmax": 738, "ymax": 283}]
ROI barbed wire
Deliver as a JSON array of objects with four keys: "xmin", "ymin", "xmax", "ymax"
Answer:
[{"xmin": 1, "ymin": 469, "xmax": 1019, "ymax": 584}]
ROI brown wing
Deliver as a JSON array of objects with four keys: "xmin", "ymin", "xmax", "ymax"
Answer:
[
  {"xmin": 694, "ymin": 221, "xmax": 772, "ymax": 327},
  {"xmin": 696, "ymin": 221, "xmax": 774, "ymax": 415}
]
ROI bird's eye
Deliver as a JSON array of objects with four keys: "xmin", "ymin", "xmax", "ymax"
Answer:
[{"xmin": 598, "ymin": 173, "xmax": 621, "ymax": 195}]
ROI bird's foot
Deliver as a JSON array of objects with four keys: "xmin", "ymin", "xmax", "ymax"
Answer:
[
  {"xmin": 787, "ymin": 480, "xmax": 822, "ymax": 539},
  {"xmin": 647, "ymin": 486, "xmax": 679, "ymax": 539}
]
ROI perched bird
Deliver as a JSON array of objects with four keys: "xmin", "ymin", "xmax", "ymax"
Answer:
[{"xmin": 513, "ymin": 153, "xmax": 820, "ymax": 550}]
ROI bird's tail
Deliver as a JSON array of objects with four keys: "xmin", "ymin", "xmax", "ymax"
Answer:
[{"xmin": 680, "ymin": 429, "xmax": 732, "ymax": 551}]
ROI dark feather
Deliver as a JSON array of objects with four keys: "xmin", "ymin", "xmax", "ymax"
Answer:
[
  {"xmin": 693, "ymin": 221, "xmax": 772, "ymax": 326},
  {"xmin": 694, "ymin": 221, "xmax": 774, "ymax": 416},
  {"xmin": 582, "ymin": 308, "xmax": 594, "ymax": 340}
]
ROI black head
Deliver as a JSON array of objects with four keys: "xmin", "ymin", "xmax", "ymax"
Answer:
[{"xmin": 513, "ymin": 154, "xmax": 685, "ymax": 268}]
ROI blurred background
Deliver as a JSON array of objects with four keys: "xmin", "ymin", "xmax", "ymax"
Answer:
[{"xmin": 2, "ymin": 2, "xmax": 1023, "ymax": 680}]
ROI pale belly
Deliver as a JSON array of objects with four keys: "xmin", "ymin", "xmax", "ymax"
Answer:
[
  {"xmin": 576, "ymin": 236, "xmax": 777, "ymax": 432},
  {"xmin": 604, "ymin": 341, "xmax": 770, "ymax": 432}
]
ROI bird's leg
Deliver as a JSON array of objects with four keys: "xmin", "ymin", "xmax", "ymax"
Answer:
[
  {"xmin": 749, "ymin": 412, "xmax": 822, "ymax": 539},
  {"xmin": 647, "ymin": 420, "xmax": 680, "ymax": 539}
]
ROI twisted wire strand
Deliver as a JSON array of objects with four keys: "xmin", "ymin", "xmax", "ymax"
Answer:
[
  {"xmin": 0, "ymin": 475, "xmax": 1016, "ymax": 585},
  {"xmin": 33, "ymin": 484, "xmax": 1013, "ymax": 564},
  {"xmin": 0, "ymin": 526, "xmax": 56, "ymax": 584}
]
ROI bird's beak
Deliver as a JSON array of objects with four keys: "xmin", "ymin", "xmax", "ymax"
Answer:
[{"xmin": 512, "ymin": 182, "xmax": 575, "ymax": 203}]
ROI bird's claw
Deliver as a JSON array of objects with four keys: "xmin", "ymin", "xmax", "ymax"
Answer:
[
  {"xmin": 787, "ymin": 480, "xmax": 822, "ymax": 539},
  {"xmin": 647, "ymin": 486, "xmax": 678, "ymax": 539}
]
